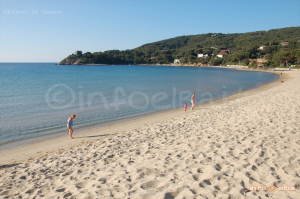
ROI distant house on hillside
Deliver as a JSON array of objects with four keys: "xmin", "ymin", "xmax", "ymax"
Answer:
[
  {"xmin": 75, "ymin": 50, "xmax": 82, "ymax": 56},
  {"xmin": 150, "ymin": 57, "xmax": 156, "ymax": 59},
  {"xmin": 174, "ymin": 59, "xmax": 181, "ymax": 64},
  {"xmin": 259, "ymin": 46, "xmax": 267, "ymax": 50},
  {"xmin": 197, "ymin": 54, "xmax": 209, "ymax": 58},
  {"xmin": 219, "ymin": 50, "xmax": 231, "ymax": 55},
  {"xmin": 198, "ymin": 54, "xmax": 204, "ymax": 58},
  {"xmin": 249, "ymin": 57, "xmax": 268, "ymax": 66},
  {"xmin": 281, "ymin": 42, "xmax": 289, "ymax": 46},
  {"xmin": 217, "ymin": 50, "xmax": 231, "ymax": 58}
]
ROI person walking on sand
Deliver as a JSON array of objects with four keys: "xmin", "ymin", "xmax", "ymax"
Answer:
[
  {"xmin": 184, "ymin": 103, "xmax": 187, "ymax": 112},
  {"xmin": 67, "ymin": 114, "xmax": 76, "ymax": 139},
  {"xmin": 191, "ymin": 93, "xmax": 195, "ymax": 110}
]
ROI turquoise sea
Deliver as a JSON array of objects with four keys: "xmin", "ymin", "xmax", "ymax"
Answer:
[{"xmin": 0, "ymin": 63, "xmax": 279, "ymax": 144}]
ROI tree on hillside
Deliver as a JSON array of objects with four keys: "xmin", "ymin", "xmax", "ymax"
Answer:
[
  {"xmin": 291, "ymin": 50, "xmax": 300, "ymax": 66},
  {"xmin": 284, "ymin": 52, "xmax": 292, "ymax": 68},
  {"xmin": 273, "ymin": 51, "xmax": 286, "ymax": 66}
]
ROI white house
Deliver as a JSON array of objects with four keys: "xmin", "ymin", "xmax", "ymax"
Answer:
[
  {"xmin": 259, "ymin": 46, "xmax": 266, "ymax": 50},
  {"xmin": 217, "ymin": 54, "xmax": 223, "ymax": 58},
  {"xmin": 174, "ymin": 59, "xmax": 181, "ymax": 63},
  {"xmin": 197, "ymin": 54, "xmax": 208, "ymax": 58}
]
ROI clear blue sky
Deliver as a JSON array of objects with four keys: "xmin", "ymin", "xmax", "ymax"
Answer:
[{"xmin": 0, "ymin": 0, "xmax": 299, "ymax": 62}]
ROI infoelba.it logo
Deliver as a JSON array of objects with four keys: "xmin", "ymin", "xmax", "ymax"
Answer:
[{"xmin": 249, "ymin": 185, "xmax": 296, "ymax": 192}]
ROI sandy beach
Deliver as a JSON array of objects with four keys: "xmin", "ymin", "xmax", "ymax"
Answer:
[{"xmin": 0, "ymin": 71, "xmax": 299, "ymax": 199}]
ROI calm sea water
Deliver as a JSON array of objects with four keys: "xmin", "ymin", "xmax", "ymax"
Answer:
[{"xmin": 0, "ymin": 63, "xmax": 278, "ymax": 144}]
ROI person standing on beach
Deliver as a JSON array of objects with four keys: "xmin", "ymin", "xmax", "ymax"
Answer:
[
  {"xmin": 184, "ymin": 103, "xmax": 187, "ymax": 112},
  {"xmin": 191, "ymin": 93, "xmax": 195, "ymax": 110},
  {"xmin": 67, "ymin": 114, "xmax": 76, "ymax": 139}
]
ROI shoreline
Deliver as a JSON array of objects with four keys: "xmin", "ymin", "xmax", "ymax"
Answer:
[
  {"xmin": 0, "ymin": 70, "xmax": 283, "ymax": 166},
  {"xmin": 0, "ymin": 66, "xmax": 279, "ymax": 147}
]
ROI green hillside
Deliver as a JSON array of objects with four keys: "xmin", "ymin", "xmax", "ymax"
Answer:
[{"xmin": 60, "ymin": 27, "xmax": 300, "ymax": 67}]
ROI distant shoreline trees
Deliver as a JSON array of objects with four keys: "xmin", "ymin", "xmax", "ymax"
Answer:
[{"xmin": 60, "ymin": 27, "xmax": 300, "ymax": 68}]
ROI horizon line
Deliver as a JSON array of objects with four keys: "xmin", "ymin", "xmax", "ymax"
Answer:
[{"xmin": 0, "ymin": 62, "xmax": 58, "ymax": 63}]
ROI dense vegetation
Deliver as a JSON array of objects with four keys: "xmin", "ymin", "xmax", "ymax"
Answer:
[{"xmin": 63, "ymin": 27, "xmax": 300, "ymax": 68}]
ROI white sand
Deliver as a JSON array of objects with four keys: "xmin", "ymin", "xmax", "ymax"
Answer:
[{"xmin": 0, "ymin": 71, "xmax": 299, "ymax": 198}]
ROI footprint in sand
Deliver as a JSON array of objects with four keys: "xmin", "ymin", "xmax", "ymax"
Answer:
[
  {"xmin": 98, "ymin": 177, "xmax": 108, "ymax": 184},
  {"xmin": 140, "ymin": 180, "xmax": 160, "ymax": 190},
  {"xmin": 55, "ymin": 188, "xmax": 65, "ymax": 192},
  {"xmin": 282, "ymin": 163, "xmax": 299, "ymax": 175},
  {"xmin": 96, "ymin": 189, "xmax": 111, "ymax": 197},
  {"xmin": 199, "ymin": 179, "xmax": 211, "ymax": 188},
  {"xmin": 192, "ymin": 174, "xmax": 201, "ymax": 181},
  {"xmin": 214, "ymin": 163, "xmax": 223, "ymax": 171},
  {"xmin": 200, "ymin": 157, "xmax": 212, "ymax": 164}
]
